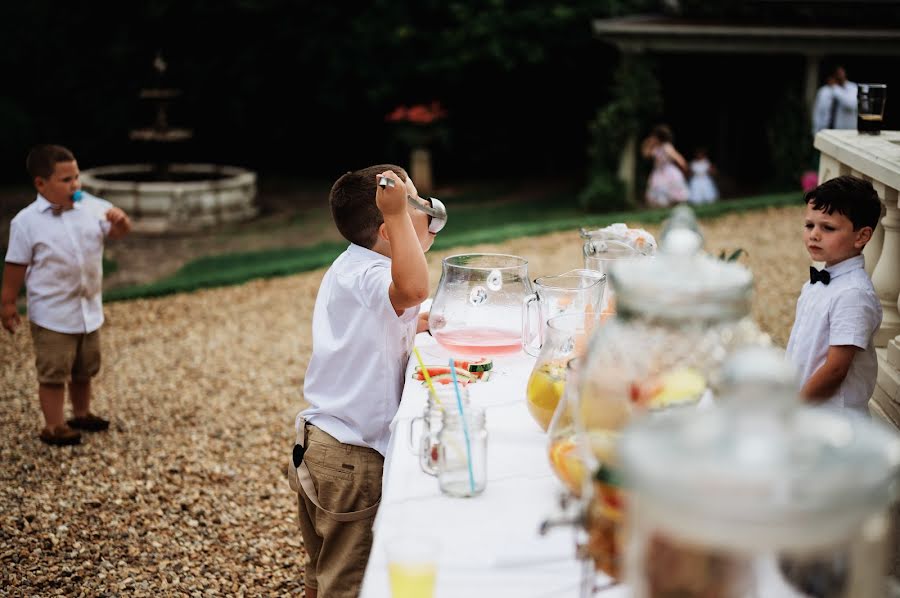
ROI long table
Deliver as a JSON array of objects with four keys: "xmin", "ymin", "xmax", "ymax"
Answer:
[{"xmin": 360, "ymin": 331, "xmax": 621, "ymax": 598}]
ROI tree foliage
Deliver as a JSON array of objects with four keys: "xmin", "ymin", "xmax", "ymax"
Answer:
[{"xmin": 0, "ymin": 0, "xmax": 636, "ymax": 182}]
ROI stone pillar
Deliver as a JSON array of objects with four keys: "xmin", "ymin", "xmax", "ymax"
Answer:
[
  {"xmin": 866, "ymin": 204, "xmax": 886, "ymax": 277},
  {"xmin": 804, "ymin": 54, "xmax": 821, "ymax": 117},
  {"xmin": 814, "ymin": 130, "xmax": 900, "ymax": 436},
  {"xmin": 410, "ymin": 147, "xmax": 433, "ymax": 196},
  {"xmin": 870, "ymin": 185, "xmax": 900, "ymax": 346},
  {"xmin": 618, "ymin": 134, "xmax": 637, "ymax": 205}
]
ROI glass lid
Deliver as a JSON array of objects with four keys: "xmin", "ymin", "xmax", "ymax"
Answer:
[
  {"xmin": 609, "ymin": 209, "xmax": 752, "ymax": 322},
  {"xmin": 621, "ymin": 347, "xmax": 900, "ymax": 544}
]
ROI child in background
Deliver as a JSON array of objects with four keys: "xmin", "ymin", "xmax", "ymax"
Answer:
[
  {"xmin": 2, "ymin": 144, "xmax": 131, "ymax": 445},
  {"xmin": 785, "ymin": 175, "xmax": 882, "ymax": 415},
  {"xmin": 688, "ymin": 147, "xmax": 719, "ymax": 205}
]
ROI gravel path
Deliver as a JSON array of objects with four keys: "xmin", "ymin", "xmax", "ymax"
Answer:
[{"xmin": 0, "ymin": 205, "xmax": 807, "ymax": 595}]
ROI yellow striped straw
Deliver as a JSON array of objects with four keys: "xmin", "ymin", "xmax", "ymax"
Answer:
[{"xmin": 413, "ymin": 346, "xmax": 443, "ymax": 408}]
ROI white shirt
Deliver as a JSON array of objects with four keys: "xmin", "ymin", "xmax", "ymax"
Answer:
[
  {"xmin": 812, "ymin": 81, "xmax": 858, "ymax": 135},
  {"xmin": 5, "ymin": 193, "xmax": 112, "ymax": 334},
  {"xmin": 786, "ymin": 255, "xmax": 882, "ymax": 413},
  {"xmin": 299, "ymin": 244, "xmax": 421, "ymax": 456}
]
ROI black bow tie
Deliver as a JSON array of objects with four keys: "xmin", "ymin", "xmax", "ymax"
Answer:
[{"xmin": 810, "ymin": 266, "xmax": 831, "ymax": 285}]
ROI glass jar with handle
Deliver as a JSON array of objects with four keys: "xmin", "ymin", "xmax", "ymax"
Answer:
[
  {"xmin": 526, "ymin": 313, "xmax": 603, "ymax": 432},
  {"xmin": 522, "ymin": 270, "xmax": 606, "ymax": 357},
  {"xmin": 429, "ymin": 254, "xmax": 532, "ymax": 356}
]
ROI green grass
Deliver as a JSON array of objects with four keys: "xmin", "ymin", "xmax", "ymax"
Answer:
[{"xmin": 104, "ymin": 191, "xmax": 801, "ymax": 303}]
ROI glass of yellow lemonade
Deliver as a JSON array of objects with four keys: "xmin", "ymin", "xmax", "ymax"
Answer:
[{"xmin": 386, "ymin": 535, "xmax": 439, "ymax": 598}]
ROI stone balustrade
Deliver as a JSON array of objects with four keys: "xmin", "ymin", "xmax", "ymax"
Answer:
[{"xmin": 815, "ymin": 130, "xmax": 900, "ymax": 427}]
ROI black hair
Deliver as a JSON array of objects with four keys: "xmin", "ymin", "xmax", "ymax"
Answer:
[
  {"xmin": 805, "ymin": 175, "xmax": 881, "ymax": 231},
  {"xmin": 26, "ymin": 144, "xmax": 75, "ymax": 179},
  {"xmin": 329, "ymin": 164, "xmax": 406, "ymax": 248}
]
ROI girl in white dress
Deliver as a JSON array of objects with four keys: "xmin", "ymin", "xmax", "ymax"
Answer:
[{"xmin": 688, "ymin": 148, "xmax": 718, "ymax": 205}]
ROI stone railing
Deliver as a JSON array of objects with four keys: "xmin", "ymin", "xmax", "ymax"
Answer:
[{"xmin": 815, "ymin": 130, "xmax": 900, "ymax": 427}]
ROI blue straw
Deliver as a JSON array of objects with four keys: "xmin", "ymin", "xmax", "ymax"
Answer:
[{"xmin": 449, "ymin": 358, "xmax": 476, "ymax": 494}]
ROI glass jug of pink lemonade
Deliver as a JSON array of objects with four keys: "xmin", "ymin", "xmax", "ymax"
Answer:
[{"xmin": 429, "ymin": 254, "xmax": 532, "ymax": 356}]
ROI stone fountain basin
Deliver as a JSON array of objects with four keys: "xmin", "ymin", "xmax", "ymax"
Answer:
[{"xmin": 80, "ymin": 163, "xmax": 257, "ymax": 234}]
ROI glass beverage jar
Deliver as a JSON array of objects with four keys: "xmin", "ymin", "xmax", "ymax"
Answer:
[
  {"xmin": 522, "ymin": 270, "xmax": 606, "ymax": 357},
  {"xmin": 547, "ymin": 358, "xmax": 593, "ymax": 496},
  {"xmin": 582, "ymin": 238, "xmax": 646, "ymax": 313},
  {"xmin": 437, "ymin": 407, "xmax": 488, "ymax": 498},
  {"xmin": 575, "ymin": 215, "xmax": 760, "ymax": 580},
  {"xmin": 429, "ymin": 254, "xmax": 532, "ymax": 356},
  {"xmin": 526, "ymin": 313, "xmax": 599, "ymax": 432},
  {"xmin": 621, "ymin": 347, "xmax": 900, "ymax": 598}
]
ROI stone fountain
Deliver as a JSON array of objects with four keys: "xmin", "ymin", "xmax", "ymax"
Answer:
[{"xmin": 81, "ymin": 53, "xmax": 257, "ymax": 234}]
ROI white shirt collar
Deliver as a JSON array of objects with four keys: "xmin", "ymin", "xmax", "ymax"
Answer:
[
  {"xmin": 35, "ymin": 193, "xmax": 81, "ymax": 213},
  {"xmin": 824, "ymin": 254, "xmax": 865, "ymax": 280},
  {"xmin": 346, "ymin": 242, "xmax": 390, "ymax": 263},
  {"xmin": 36, "ymin": 193, "xmax": 55, "ymax": 212}
]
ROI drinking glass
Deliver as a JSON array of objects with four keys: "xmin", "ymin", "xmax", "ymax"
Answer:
[
  {"xmin": 858, "ymin": 83, "xmax": 887, "ymax": 135},
  {"xmin": 386, "ymin": 535, "xmax": 439, "ymax": 598}
]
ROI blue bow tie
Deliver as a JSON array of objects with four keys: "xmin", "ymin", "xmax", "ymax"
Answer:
[{"xmin": 810, "ymin": 266, "xmax": 831, "ymax": 285}]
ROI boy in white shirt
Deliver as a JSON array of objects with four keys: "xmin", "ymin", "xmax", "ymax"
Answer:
[
  {"xmin": 2, "ymin": 145, "xmax": 131, "ymax": 446},
  {"xmin": 288, "ymin": 164, "xmax": 443, "ymax": 598},
  {"xmin": 786, "ymin": 175, "xmax": 883, "ymax": 414}
]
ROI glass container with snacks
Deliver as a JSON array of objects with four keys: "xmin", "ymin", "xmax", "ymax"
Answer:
[
  {"xmin": 575, "ymin": 212, "xmax": 762, "ymax": 580},
  {"xmin": 526, "ymin": 313, "xmax": 601, "ymax": 432},
  {"xmin": 621, "ymin": 346, "xmax": 900, "ymax": 598}
]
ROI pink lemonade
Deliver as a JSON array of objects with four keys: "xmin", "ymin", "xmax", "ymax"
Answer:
[{"xmin": 432, "ymin": 328, "xmax": 523, "ymax": 356}]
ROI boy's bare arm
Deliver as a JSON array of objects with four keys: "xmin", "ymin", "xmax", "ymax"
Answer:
[
  {"xmin": 801, "ymin": 345, "xmax": 858, "ymax": 402},
  {"xmin": 1, "ymin": 262, "xmax": 26, "ymax": 333},
  {"xmin": 106, "ymin": 207, "xmax": 132, "ymax": 240},
  {"xmin": 376, "ymin": 172, "xmax": 429, "ymax": 313}
]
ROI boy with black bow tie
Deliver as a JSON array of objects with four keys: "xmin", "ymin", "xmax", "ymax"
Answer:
[{"xmin": 786, "ymin": 175, "xmax": 883, "ymax": 414}]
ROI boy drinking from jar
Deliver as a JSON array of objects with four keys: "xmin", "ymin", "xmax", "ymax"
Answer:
[{"xmin": 287, "ymin": 164, "xmax": 444, "ymax": 597}]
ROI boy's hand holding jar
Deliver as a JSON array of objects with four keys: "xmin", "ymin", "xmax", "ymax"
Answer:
[{"xmin": 375, "ymin": 171, "xmax": 407, "ymax": 217}]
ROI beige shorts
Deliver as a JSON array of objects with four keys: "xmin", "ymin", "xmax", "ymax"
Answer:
[
  {"xmin": 30, "ymin": 323, "xmax": 101, "ymax": 385},
  {"xmin": 290, "ymin": 423, "xmax": 383, "ymax": 597}
]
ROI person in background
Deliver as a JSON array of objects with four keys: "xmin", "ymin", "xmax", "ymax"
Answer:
[
  {"xmin": 687, "ymin": 147, "xmax": 718, "ymax": 205},
  {"xmin": 641, "ymin": 124, "xmax": 689, "ymax": 208},
  {"xmin": 2, "ymin": 144, "xmax": 131, "ymax": 446},
  {"xmin": 812, "ymin": 65, "xmax": 858, "ymax": 136}
]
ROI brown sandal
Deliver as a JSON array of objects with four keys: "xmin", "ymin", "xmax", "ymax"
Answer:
[
  {"xmin": 67, "ymin": 413, "xmax": 110, "ymax": 432},
  {"xmin": 39, "ymin": 425, "xmax": 82, "ymax": 446}
]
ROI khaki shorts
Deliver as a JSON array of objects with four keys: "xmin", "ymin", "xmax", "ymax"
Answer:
[
  {"xmin": 30, "ymin": 323, "xmax": 101, "ymax": 385},
  {"xmin": 291, "ymin": 423, "xmax": 383, "ymax": 597}
]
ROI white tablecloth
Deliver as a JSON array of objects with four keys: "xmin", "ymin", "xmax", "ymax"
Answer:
[{"xmin": 359, "ymin": 332, "xmax": 622, "ymax": 598}]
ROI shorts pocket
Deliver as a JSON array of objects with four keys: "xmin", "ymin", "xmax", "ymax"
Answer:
[{"xmin": 304, "ymin": 458, "xmax": 357, "ymax": 513}]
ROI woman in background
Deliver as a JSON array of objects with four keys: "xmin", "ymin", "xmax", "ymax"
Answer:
[{"xmin": 641, "ymin": 124, "xmax": 689, "ymax": 208}]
